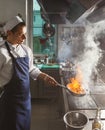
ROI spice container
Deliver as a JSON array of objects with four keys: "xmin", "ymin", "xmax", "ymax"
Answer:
[{"xmin": 92, "ymin": 108, "xmax": 103, "ymax": 130}]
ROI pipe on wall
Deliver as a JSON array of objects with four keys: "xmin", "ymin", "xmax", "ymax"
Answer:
[{"xmin": 26, "ymin": 0, "xmax": 33, "ymax": 49}]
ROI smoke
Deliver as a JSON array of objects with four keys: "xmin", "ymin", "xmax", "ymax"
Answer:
[
  {"xmin": 77, "ymin": 22, "xmax": 104, "ymax": 92},
  {"xmin": 57, "ymin": 41, "xmax": 72, "ymax": 62},
  {"xmin": 58, "ymin": 26, "xmax": 85, "ymax": 62},
  {"xmin": 58, "ymin": 20, "xmax": 105, "ymax": 93}
]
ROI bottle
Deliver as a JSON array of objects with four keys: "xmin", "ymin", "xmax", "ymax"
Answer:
[
  {"xmin": 45, "ymin": 55, "xmax": 49, "ymax": 64},
  {"xmin": 92, "ymin": 108, "xmax": 103, "ymax": 130}
]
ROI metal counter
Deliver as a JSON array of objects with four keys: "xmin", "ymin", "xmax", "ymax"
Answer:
[
  {"xmin": 65, "ymin": 120, "xmax": 105, "ymax": 130},
  {"xmin": 59, "ymin": 69, "xmax": 105, "ymax": 129}
]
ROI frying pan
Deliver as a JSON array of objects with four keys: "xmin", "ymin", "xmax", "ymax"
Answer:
[{"xmin": 57, "ymin": 83, "xmax": 86, "ymax": 97}]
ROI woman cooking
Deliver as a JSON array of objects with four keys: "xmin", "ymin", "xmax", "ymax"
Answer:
[{"xmin": 0, "ymin": 16, "xmax": 58, "ymax": 130}]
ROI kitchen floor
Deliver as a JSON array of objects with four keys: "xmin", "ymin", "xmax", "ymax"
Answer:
[{"xmin": 31, "ymin": 98, "xmax": 66, "ymax": 130}]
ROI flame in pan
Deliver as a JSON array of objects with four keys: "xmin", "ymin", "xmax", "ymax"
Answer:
[
  {"xmin": 67, "ymin": 78, "xmax": 85, "ymax": 94},
  {"xmin": 67, "ymin": 66, "xmax": 85, "ymax": 94}
]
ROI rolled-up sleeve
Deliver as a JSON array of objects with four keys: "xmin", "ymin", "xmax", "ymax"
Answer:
[
  {"xmin": 28, "ymin": 47, "xmax": 42, "ymax": 80},
  {"xmin": 30, "ymin": 64, "xmax": 41, "ymax": 80}
]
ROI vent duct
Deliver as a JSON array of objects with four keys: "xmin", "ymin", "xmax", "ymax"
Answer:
[{"xmin": 37, "ymin": 0, "xmax": 105, "ymax": 24}]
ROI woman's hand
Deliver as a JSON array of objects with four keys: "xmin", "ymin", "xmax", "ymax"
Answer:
[
  {"xmin": 44, "ymin": 74, "xmax": 58, "ymax": 87},
  {"xmin": 38, "ymin": 72, "xmax": 58, "ymax": 87}
]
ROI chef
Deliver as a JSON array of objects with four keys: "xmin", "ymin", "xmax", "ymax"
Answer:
[{"xmin": 0, "ymin": 16, "xmax": 58, "ymax": 130}]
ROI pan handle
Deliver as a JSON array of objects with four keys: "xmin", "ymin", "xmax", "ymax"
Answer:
[
  {"xmin": 57, "ymin": 83, "xmax": 68, "ymax": 90},
  {"xmin": 57, "ymin": 83, "xmax": 72, "ymax": 94}
]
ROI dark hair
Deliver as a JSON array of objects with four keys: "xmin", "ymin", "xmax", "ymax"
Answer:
[{"xmin": 11, "ymin": 22, "xmax": 26, "ymax": 33}]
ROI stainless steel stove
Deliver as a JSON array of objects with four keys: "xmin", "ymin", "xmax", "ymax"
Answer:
[{"xmin": 59, "ymin": 68, "xmax": 105, "ymax": 129}]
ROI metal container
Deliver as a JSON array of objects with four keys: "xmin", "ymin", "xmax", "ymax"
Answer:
[
  {"xmin": 57, "ymin": 83, "xmax": 86, "ymax": 97},
  {"xmin": 63, "ymin": 111, "xmax": 89, "ymax": 130}
]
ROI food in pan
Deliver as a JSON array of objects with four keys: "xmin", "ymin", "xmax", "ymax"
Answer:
[{"xmin": 67, "ymin": 78, "xmax": 85, "ymax": 95}]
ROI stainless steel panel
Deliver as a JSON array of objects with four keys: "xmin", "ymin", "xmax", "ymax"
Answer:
[
  {"xmin": 91, "ymin": 94, "xmax": 105, "ymax": 109},
  {"xmin": 67, "ymin": 93, "xmax": 97, "ymax": 110},
  {"xmin": 75, "ymin": 110, "xmax": 105, "ymax": 119},
  {"xmin": 60, "ymin": 69, "xmax": 105, "ymax": 121}
]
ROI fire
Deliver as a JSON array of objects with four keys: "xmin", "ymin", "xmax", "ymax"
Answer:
[
  {"xmin": 67, "ymin": 65, "xmax": 85, "ymax": 94},
  {"xmin": 67, "ymin": 78, "xmax": 85, "ymax": 94}
]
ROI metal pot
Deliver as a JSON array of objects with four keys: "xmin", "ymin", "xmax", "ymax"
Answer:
[
  {"xmin": 43, "ymin": 22, "xmax": 55, "ymax": 37},
  {"xmin": 63, "ymin": 111, "xmax": 89, "ymax": 130}
]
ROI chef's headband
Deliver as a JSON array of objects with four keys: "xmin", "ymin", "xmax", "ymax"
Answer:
[{"xmin": 4, "ymin": 16, "xmax": 24, "ymax": 34}]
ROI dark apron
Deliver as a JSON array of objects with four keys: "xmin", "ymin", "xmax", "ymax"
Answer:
[{"xmin": 0, "ymin": 42, "xmax": 31, "ymax": 130}]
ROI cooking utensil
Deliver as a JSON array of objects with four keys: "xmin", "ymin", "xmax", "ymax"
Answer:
[
  {"xmin": 57, "ymin": 83, "xmax": 69, "ymax": 90},
  {"xmin": 43, "ymin": 22, "xmax": 55, "ymax": 37},
  {"xmin": 57, "ymin": 83, "xmax": 86, "ymax": 97},
  {"xmin": 63, "ymin": 111, "xmax": 89, "ymax": 130}
]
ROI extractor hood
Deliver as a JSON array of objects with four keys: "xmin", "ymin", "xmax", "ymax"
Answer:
[
  {"xmin": 37, "ymin": 0, "xmax": 105, "ymax": 24},
  {"xmin": 37, "ymin": 0, "xmax": 69, "ymax": 24},
  {"xmin": 86, "ymin": 0, "xmax": 105, "ymax": 23}
]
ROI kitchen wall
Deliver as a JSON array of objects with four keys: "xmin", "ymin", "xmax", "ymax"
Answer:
[
  {"xmin": 0, "ymin": 0, "xmax": 26, "ymax": 23},
  {"xmin": 0, "ymin": 0, "xmax": 32, "ymax": 47}
]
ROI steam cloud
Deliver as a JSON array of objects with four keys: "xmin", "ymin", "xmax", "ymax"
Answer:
[
  {"xmin": 77, "ymin": 22, "xmax": 105, "ymax": 93},
  {"xmin": 58, "ymin": 20, "xmax": 105, "ymax": 93}
]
